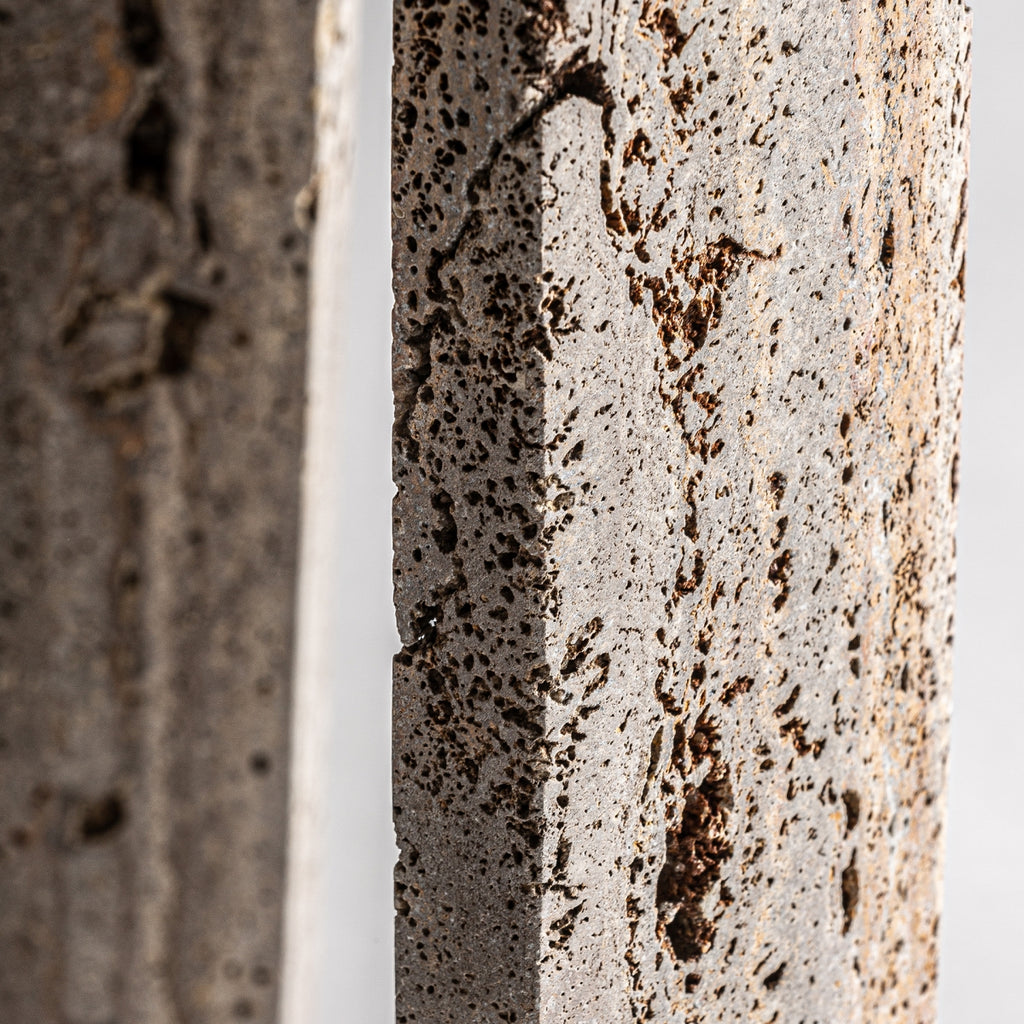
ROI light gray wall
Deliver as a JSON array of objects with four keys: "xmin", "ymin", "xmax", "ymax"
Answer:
[
  {"xmin": 938, "ymin": 2, "xmax": 1024, "ymax": 1021},
  {"xmin": 317, "ymin": 2, "xmax": 1023, "ymax": 1020},
  {"xmin": 315, "ymin": 2, "xmax": 396, "ymax": 1021}
]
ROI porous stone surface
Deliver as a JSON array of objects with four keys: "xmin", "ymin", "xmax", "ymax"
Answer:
[
  {"xmin": 392, "ymin": 2, "xmax": 970, "ymax": 1022},
  {"xmin": 0, "ymin": 2, "xmax": 316, "ymax": 1021}
]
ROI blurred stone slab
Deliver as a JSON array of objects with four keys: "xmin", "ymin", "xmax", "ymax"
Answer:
[{"xmin": 0, "ymin": 2, "xmax": 318, "ymax": 1021}]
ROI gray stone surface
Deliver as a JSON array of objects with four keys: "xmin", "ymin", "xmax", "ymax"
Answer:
[
  {"xmin": 0, "ymin": 2, "xmax": 317, "ymax": 1021},
  {"xmin": 392, "ymin": 1, "xmax": 970, "ymax": 1021}
]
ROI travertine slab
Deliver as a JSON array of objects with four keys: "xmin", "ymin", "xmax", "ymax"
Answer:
[
  {"xmin": 0, "ymin": 3, "xmax": 317, "ymax": 1020},
  {"xmin": 392, "ymin": 1, "xmax": 969, "ymax": 1021}
]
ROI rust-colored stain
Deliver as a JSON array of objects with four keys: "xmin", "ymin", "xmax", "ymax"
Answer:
[{"xmin": 89, "ymin": 20, "xmax": 134, "ymax": 129}]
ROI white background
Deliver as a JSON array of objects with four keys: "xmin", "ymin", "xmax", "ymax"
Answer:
[{"xmin": 315, "ymin": 2, "xmax": 1024, "ymax": 1019}]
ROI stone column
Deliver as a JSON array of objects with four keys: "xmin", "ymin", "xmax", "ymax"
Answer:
[
  {"xmin": 392, "ymin": 2, "xmax": 970, "ymax": 1021},
  {"xmin": 0, "ymin": 2, "xmax": 319, "ymax": 1021}
]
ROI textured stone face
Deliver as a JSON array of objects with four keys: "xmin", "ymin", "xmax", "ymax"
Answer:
[
  {"xmin": 393, "ymin": 1, "xmax": 969, "ymax": 1022},
  {"xmin": 0, "ymin": 3, "xmax": 315, "ymax": 1021}
]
